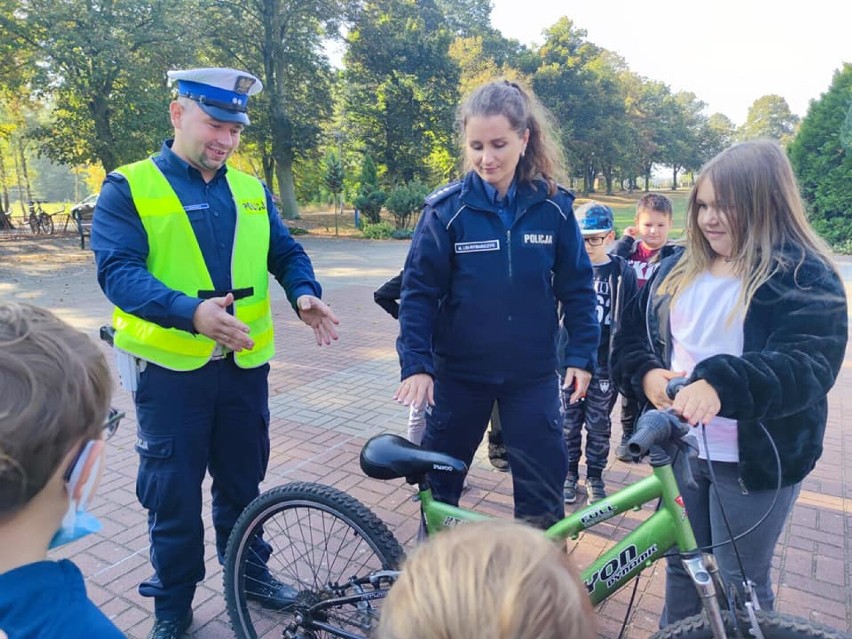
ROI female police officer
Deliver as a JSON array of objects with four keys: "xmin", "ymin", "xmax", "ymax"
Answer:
[{"xmin": 395, "ymin": 80, "xmax": 599, "ymax": 528}]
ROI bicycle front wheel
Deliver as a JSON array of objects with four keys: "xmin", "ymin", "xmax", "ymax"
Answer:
[
  {"xmin": 652, "ymin": 609, "xmax": 848, "ymax": 639},
  {"xmin": 224, "ymin": 481, "xmax": 405, "ymax": 639},
  {"xmin": 40, "ymin": 214, "xmax": 54, "ymax": 235}
]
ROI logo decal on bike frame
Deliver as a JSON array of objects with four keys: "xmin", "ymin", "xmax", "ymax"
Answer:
[
  {"xmin": 442, "ymin": 516, "xmax": 465, "ymax": 527},
  {"xmin": 579, "ymin": 503, "xmax": 617, "ymax": 527},
  {"xmin": 675, "ymin": 495, "xmax": 688, "ymax": 520},
  {"xmin": 584, "ymin": 544, "xmax": 658, "ymax": 593}
]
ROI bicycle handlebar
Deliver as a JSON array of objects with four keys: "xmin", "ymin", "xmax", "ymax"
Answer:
[
  {"xmin": 627, "ymin": 409, "xmax": 690, "ymax": 457},
  {"xmin": 99, "ymin": 324, "xmax": 115, "ymax": 347},
  {"xmin": 666, "ymin": 376, "xmax": 688, "ymax": 399}
]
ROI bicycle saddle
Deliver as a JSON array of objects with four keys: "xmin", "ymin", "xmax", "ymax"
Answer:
[{"xmin": 360, "ymin": 434, "xmax": 467, "ymax": 482}]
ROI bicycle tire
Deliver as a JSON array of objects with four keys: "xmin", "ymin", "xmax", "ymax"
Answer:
[
  {"xmin": 28, "ymin": 213, "xmax": 38, "ymax": 234},
  {"xmin": 224, "ymin": 481, "xmax": 405, "ymax": 639},
  {"xmin": 40, "ymin": 213, "xmax": 54, "ymax": 235},
  {"xmin": 652, "ymin": 609, "xmax": 850, "ymax": 639}
]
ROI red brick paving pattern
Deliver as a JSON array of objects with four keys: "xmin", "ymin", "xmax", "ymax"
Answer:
[{"xmin": 19, "ymin": 238, "xmax": 849, "ymax": 638}]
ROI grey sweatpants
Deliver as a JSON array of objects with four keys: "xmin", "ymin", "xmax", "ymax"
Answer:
[{"xmin": 660, "ymin": 456, "xmax": 800, "ymax": 627}]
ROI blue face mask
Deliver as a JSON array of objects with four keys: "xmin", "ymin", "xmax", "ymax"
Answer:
[
  {"xmin": 49, "ymin": 440, "xmax": 105, "ymax": 549},
  {"xmin": 49, "ymin": 505, "xmax": 103, "ymax": 549}
]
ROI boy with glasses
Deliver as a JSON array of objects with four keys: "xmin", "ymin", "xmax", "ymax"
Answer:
[
  {"xmin": 0, "ymin": 302, "xmax": 124, "ymax": 637},
  {"xmin": 560, "ymin": 203, "xmax": 638, "ymax": 504}
]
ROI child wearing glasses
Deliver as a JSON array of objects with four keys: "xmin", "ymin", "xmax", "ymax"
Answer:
[
  {"xmin": 0, "ymin": 302, "xmax": 124, "ymax": 638},
  {"xmin": 560, "ymin": 203, "xmax": 638, "ymax": 504}
]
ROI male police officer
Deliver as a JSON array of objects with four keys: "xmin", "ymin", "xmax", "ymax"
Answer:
[{"xmin": 91, "ymin": 67, "xmax": 339, "ymax": 639}]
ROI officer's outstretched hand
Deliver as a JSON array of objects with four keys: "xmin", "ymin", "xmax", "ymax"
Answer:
[
  {"xmin": 193, "ymin": 293, "xmax": 254, "ymax": 351},
  {"xmin": 297, "ymin": 295, "xmax": 340, "ymax": 346},
  {"xmin": 394, "ymin": 373, "xmax": 434, "ymax": 409}
]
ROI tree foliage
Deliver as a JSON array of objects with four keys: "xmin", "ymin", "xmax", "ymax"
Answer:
[
  {"xmin": 353, "ymin": 155, "xmax": 386, "ymax": 224},
  {"xmin": 2, "ymin": 0, "xmax": 820, "ymax": 221},
  {"xmin": 323, "ymin": 150, "xmax": 344, "ymax": 206},
  {"xmin": 0, "ymin": 0, "xmax": 199, "ymax": 172},
  {"xmin": 344, "ymin": 0, "xmax": 459, "ymax": 186},
  {"xmin": 788, "ymin": 64, "xmax": 852, "ymax": 245},
  {"xmin": 205, "ymin": 0, "xmax": 342, "ymax": 219},
  {"xmin": 738, "ymin": 94, "xmax": 799, "ymax": 146}
]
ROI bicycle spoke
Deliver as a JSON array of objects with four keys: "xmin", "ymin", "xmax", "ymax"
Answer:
[{"xmin": 237, "ymin": 501, "xmax": 392, "ymax": 636}]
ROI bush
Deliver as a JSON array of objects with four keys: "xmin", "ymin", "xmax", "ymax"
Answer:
[
  {"xmin": 831, "ymin": 238, "xmax": 852, "ymax": 255},
  {"xmin": 361, "ymin": 221, "xmax": 395, "ymax": 239},
  {"xmin": 385, "ymin": 181, "xmax": 430, "ymax": 229},
  {"xmin": 391, "ymin": 228, "xmax": 414, "ymax": 240},
  {"xmin": 354, "ymin": 155, "xmax": 386, "ymax": 224},
  {"xmin": 354, "ymin": 188, "xmax": 386, "ymax": 224}
]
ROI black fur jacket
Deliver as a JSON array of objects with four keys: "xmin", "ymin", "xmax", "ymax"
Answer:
[{"xmin": 611, "ymin": 249, "xmax": 848, "ymax": 490}]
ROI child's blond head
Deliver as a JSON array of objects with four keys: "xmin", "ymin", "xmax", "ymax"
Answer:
[{"xmin": 377, "ymin": 520, "xmax": 596, "ymax": 639}]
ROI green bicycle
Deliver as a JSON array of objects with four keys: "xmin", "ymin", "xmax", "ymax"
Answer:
[{"xmin": 223, "ymin": 407, "xmax": 847, "ymax": 639}]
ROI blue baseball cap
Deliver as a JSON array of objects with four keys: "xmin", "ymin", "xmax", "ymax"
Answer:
[
  {"xmin": 167, "ymin": 68, "xmax": 263, "ymax": 125},
  {"xmin": 575, "ymin": 202, "xmax": 614, "ymax": 236}
]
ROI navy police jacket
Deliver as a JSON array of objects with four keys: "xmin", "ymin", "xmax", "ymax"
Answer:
[{"xmin": 399, "ymin": 172, "xmax": 599, "ymax": 384}]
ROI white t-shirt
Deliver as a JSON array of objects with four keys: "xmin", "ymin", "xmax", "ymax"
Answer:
[{"xmin": 670, "ymin": 272, "xmax": 744, "ymax": 461}]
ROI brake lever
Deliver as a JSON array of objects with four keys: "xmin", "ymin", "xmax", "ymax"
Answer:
[{"xmin": 670, "ymin": 415, "xmax": 699, "ymax": 491}]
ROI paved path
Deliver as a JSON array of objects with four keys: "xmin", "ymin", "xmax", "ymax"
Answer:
[{"xmin": 4, "ymin": 236, "xmax": 851, "ymax": 638}]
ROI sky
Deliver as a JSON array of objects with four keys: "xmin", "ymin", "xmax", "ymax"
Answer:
[{"xmin": 489, "ymin": 0, "xmax": 851, "ymax": 126}]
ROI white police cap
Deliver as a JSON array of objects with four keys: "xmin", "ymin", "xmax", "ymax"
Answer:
[{"xmin": 167, "ymin": 68, "xmax": 263, "ymax": 125}]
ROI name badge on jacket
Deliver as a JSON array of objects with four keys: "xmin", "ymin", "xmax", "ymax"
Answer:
[{"xmin": 455, "ymin": 240, "xmax": 500, "ymax": 253}]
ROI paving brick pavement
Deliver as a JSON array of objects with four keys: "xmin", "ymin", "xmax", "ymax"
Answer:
[{"xmin": 5, "ymin": 236, "xmax": 851, "ymax": 638}]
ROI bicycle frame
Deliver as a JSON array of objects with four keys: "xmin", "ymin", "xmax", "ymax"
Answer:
[{"xmin": 420, "ymin": 461, "xmax": 696, "ymax": 606}]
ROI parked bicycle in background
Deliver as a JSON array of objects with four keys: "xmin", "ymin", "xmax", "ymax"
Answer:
[{"xmin": 27, "ymin": 200, "xmax": 56, "ymax": 235}]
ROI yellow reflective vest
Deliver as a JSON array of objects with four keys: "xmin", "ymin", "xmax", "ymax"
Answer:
[{"xmin": 112, "ymin": 158, "xmax": 274, "ymax": 370}]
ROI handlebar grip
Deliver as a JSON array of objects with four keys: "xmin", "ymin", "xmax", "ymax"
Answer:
[
  {"xmin": 99, "ymin": 324, "xmax": 115, "ymax": 347},
  {"xmin": 666, "ymin": 377, "xmax": 688, "ymax": 400},
  {"xmin": 627, "ymin": 409, "xmax": 690, "ymax": 457}
]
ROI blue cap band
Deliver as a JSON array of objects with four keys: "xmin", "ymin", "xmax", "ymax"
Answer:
[{"xmin": 176, "ymin": 80, "xmax": 248, "ymax": 113}]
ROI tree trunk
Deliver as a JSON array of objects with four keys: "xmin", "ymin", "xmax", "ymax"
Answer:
[
  {"xmin": 262, "ymin": 151, "xmax": 275, "ymax": 194},
  {"xmin": 604, "ymin": 166, "xmax": 614, "ymax": 195},
  {"xmin": 671, "ymin": 167, "xmax": 679, "ymax": 190},
  {"xmin": 0, "ymin": 152, "xmax": 9, "ymax": 214},
  {"xmin": 17, "ymin": 139, "xmax": 31, "ymax": 214},
  {"xmin": 585, "ymin": 162, "xmax": 596, "ymax": 194},
  {"xmin": 275, "ymin": 153, "xmax": 300, "ymax": 220},
  {"xmin": 89, "ymin": 93, "xmax": 118, "ymax": 173}
]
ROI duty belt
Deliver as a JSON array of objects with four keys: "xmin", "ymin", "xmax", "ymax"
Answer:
[
  {"xmin": 197, "ymin": 287, "xmax": 254, "ymax": 301},
  {"xmin": 210, "ymin": 344, "xmax": 233, "ymax": 361}
]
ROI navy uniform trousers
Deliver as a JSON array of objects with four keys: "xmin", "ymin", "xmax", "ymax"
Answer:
[
  {"xmin": 421, "ymin": 374, "xmax": 567, "ymax": 529},
  {"xmin": 134, "ymin": 356, "xmax": 271, "ymax": 619}
]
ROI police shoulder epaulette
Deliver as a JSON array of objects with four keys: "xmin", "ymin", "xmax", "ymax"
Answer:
[
  {"xmin": 556, "ymin": 184, "xmax": 576, "ymax": 198},
  {"xmin": 425, "ymin": 181, "xmax": 463, "ymax": 207}
]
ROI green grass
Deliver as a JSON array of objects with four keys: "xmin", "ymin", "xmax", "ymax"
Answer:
[{"xmin": 575, "ymin": 189, "xmax": 690, "ymax": 239}]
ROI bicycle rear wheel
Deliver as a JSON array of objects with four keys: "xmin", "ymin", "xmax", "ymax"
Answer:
[
  {"xmin": 652, "ymin": 609, "xmax": 849, "ymax": 638},
  {"xmin": 224, "ymin": 481, "xmax": 405, "ymax": 639}
]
